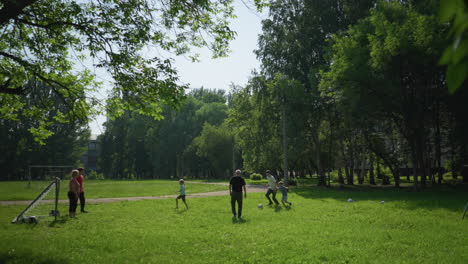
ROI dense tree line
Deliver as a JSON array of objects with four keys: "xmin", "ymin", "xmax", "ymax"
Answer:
[
  {"xmin": 97, "ymin": 0, "xmax": 468, "ymax": 186},
  {"xmin": 228, "ymin": 0, "xmax": 468, "ymax": 187},
  {"xmin": 0, "ymin": 0, "xmax": 265, "ymax": 180},
  {"xmin": 4, "ymin": 0, "xmax": 468, "ymax": 185},
  {"xmin": 98, "ymin": 88, "xmax": 239, "ymax": 179}
]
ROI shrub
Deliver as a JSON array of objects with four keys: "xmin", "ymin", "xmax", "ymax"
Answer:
[
  {"xmin": 250, "ymin": 173, "xmax": 262, "ymax": 180},
  {"xmin": 88, "ymin": 170, "xmax": 105, "ymax": 180}
]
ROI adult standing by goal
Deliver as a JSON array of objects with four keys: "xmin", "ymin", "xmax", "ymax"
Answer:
[
  {"xmin": 68, "ymin": 170, "xmax": 80, "ymax": 218},
  {"xmin": 77, "ymin": 168, "xmax": 88, "ymax": 213}
]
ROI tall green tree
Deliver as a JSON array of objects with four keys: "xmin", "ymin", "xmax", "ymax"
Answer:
[
  {"xmin": 251, "ymin": 0, "xmax": 375, "ymax": 185},
  {"xmin": 98, "ymin": 88, "xmax": 230, "ymax": 179},
  {"xmin": 0, "ymin": 0, "xmax": 244, "ymax": 140},
  {"xmin": 0, "ymin": 79, "xmax": 89, "ymax": 179},
  {"xmin": 320, "ymin": 1, "xmax": 465, "ymax": 187}
]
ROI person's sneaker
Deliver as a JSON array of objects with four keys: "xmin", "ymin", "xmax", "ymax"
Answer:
[{"xmin": 81, "ymin": 210, "xmax": 89, "ymax": 213}]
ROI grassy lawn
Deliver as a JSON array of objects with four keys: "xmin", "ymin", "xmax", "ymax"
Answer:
[
  {"xmin": 0, "ymin": 185, "xmax": 467, "ymax": 263},
  {"xmin": 0, "ymin": 180, "xmax": 228, "ymax": 201}
]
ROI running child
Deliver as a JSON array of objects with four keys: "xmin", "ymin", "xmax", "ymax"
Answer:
[
  {"xmin": 278, "ymin": 181, "xmax": 292, "ymax": 207},
  {"xmin": 176, "ymin": 179, "xmax": 188, "ymax": 209}
]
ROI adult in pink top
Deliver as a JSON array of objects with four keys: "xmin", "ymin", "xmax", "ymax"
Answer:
[{"xmin": 77, "ymin": 168, "xmax": 88, "ymax": 213}]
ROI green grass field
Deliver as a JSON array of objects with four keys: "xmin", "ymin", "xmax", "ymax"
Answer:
[
  {"xmin": 0, "ymin": 180, "xmax": 228, "ymax": 201},
  {"xmin": 0, "ymin": 183, "xmax": 467, "ymax": 264}
]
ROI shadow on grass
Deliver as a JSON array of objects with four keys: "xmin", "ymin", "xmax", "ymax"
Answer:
[
  {"xmin": 48, "ymin": 216, "xmax": 70, "ymax": 227},
  {"xmin": 0, "ymin": 252, "xmax": 69, "ymax": 264},
  {"xmin": 292, "ymin": 184, "xmax": 468, "ymax": 212},
  {"xmin": 175, "ymin": 208, "xmax": 188, "ymax": 214},
  {"xmin": 274, "ymin": 205, "xmax": 282, "ymax": 213},
  {"xmin": 232, "ymin": 217, "xmax": 247, "ymax": 224}
]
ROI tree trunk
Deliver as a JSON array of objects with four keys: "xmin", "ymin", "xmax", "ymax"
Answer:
[
  {"xmin": 358, "ymin": 152, "xmax": 366, "ymax": 184},
  {"xmin": 412, "ymin": 140, "xmax": 419, "ymax": 189},
  {"xmin": 314, "ymin": 130, "xmax": 326, "ymax": 186},
  {"xmin": 231, "ymin": 135, "xmax": 235, "ymax": 176},
  {"xmin": 340, "ymin": 138, "xmax": 350, "ymax": 185},
  {"xmin": 405, "ymin": 164, "xmax": 410, "ymax": 181},
  {"xmin": 348, "ymin": 145, "xmax": 355, "ymax": 185},
  {"xmin": 463, "ymin": 165, "xmax": 468, "ymax": 183},
  {"xmin": 369, "ymin": 154, "xmax": 375, "ymax": 185},
  {"xmin": 451, "ymin": 143, "xmax": 458, "ymax": 179},
  {"xmin": 338, "ymin": 167, "xmax": 344, "ymax": 184},
  {"xmin": 282, "ymin": 102, "xmax": 289, "ymax": 186},
  {"xmin": 393, "ymin": 169, "xmax": 400, "ymax": 188}
]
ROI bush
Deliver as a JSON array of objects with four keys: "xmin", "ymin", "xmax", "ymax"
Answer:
[
  {"xmin": 250, "ymin": 173, "xmax": 262, "ymax": 180},
  {"xmin": 88, "ymin": 170, "xmax": 105, "ymax": 180}
]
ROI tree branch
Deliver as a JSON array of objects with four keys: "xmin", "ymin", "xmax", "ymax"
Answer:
[
  {"xmin": 0, "ymin": 78, "xmax": 24, "ymax": 94},
  {"xmin": 0, "ymin": 0, "xmax": 38, "ymax": 26}
]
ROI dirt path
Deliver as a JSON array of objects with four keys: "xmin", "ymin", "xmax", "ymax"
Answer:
[{"xmin": 0, "ymin": 183, "xmax": 267, "ymax": 206}]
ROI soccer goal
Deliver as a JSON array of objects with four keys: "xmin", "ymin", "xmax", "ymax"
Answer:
[
  {"xmin": 27, "ymin": 165, "xmax": 73, "ymax": 186},
  {"xmin": 12, "ymin": 177, "xmax": 61, "ymax": 224}
]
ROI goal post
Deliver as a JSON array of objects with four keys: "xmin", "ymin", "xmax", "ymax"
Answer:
[{"xmin": 12, "ymin": 177, "xmax": 61, "ymax": 224}]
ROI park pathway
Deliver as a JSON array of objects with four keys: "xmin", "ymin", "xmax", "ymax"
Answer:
[{"xmin": 0, "ymin": 183, "xmax": 267, "ymax": 206}]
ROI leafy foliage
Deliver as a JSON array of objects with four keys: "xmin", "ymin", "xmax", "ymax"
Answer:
[
  {"xmin": 0, "ymin": 0, "xmax": 240, "ymax": 140},
  {"xmin": 250, "ymin": 173, "xmax": 262, "ymax": 180},
  {"xmin": 439, "ymin": 0, "xmax": 468, "ymax": 93},
  {"xmin": 99, "ymin": 88, "xmax": 236, "ymax": 179},
  {"xmin": 0, "ymin": 80, "xmax": 90, "ymax": 179}
]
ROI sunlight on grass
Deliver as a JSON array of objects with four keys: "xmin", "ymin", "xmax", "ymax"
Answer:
[
  {"xmin": 0, "ymin": 180, "xmax": 228, "ymax": 201},
  {"xmin": 0, "ymin": 186, "xmax": 467, "ymax": 263}
]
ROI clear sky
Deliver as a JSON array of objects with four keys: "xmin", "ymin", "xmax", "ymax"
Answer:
[{"xmin": 88, "ymin": 1, "xmax": 266, "ymax": 135}]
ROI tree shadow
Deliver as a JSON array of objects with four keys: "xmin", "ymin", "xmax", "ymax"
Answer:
[
  {"xmin": 0, "ymin": 252, "xmax": 69, "ymax": 264},
  {"xmin": 292, "ymin": 184, "xmax": 468, "ymax": 212}
]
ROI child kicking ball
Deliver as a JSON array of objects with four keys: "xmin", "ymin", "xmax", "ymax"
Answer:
[
  {"xmin": 176, "ymin": 179, "xmax": 189, "ymax": 209},
  {"xmin": 278, "ymin": 181, "xmax": 292, "ymax": 207}
]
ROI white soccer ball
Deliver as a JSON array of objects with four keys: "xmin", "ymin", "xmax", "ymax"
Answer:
[
  {"xmin": 380, "ymin": 201, "xmax": 385, "ymax": 204},
  {"xmin": 347, "ymin": 198, "xmax": 354, "ymax": 202},
  {"xmin": 257, "ymin": 204, "xmax": 263, "ymax": 209}
]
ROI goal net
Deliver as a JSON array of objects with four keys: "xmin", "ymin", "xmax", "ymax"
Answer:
[
  {"xmin": 12, "ymin": 177, "xmax": 61, "ymax": 224},
  {"xmin": 28, "ymin": 165, "xmax": 73, "ymax": 181}
]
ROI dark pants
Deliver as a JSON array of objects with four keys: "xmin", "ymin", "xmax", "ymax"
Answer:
[
  {"xmin": 266, "ymin": 189, "xmax": 279, "ymax": 205},
  {"xmin": 68, "ymin": 192, "xmax": 78, "ymax": 213},
  {"xmin": 79, "ymin": 192, "xmax": 86, "ymax": 212},
  {"xmin": 231, "ymin": 192, "xmax": 243, "ymax": 217},
  {"xmin": 176, "ymin": 195, "xmax": 186, "ymax": 202}
]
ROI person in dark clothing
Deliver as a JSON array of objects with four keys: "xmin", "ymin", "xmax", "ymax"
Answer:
[
  {"xmin": 229, "ymin": 169, "xmax": 247, "ymax": 219},
  {"xmin": 77, "ymin": 168, "xmax": 88, "ymax": 213}
]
